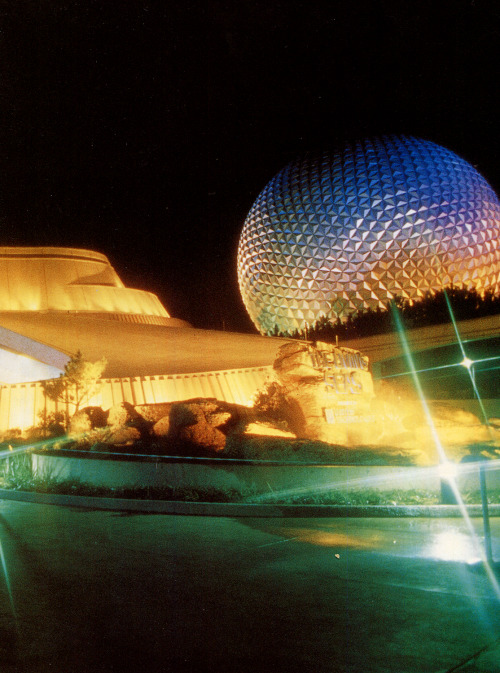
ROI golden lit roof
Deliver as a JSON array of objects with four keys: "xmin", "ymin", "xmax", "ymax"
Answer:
[{"xmin": 0, "ymin": 246, "xmax": 170, "ymax": 320}]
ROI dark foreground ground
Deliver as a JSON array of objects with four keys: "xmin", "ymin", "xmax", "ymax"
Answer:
[{"xmin": 0, "ymin": 501, "xmax": 499, "ymax": 673}]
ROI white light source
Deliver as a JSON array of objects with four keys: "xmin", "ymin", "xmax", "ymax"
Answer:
[
  {"xmin": 438, "ymin": 460, "xmax": 458, "ymax": 481},
  {"xmin": 461, "ymin": 357, "xmax": 474, "ymax": 370}
]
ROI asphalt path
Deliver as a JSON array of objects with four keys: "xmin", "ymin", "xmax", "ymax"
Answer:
[{"xmin": 0, "ymin": 500, "xmax": 499, "ymax": 673}]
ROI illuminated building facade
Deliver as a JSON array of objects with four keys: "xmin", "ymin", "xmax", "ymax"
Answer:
[
  {"xmin": 0, "ymin": 247, "xmax": 284, "ymax": 430},
  {"xmin": 238, "ymin": 136, "xmax": 500, "ymax": 335},
  {"xmin": 0, "ymin": 246, "xmax": 496, "ymax": 431}
]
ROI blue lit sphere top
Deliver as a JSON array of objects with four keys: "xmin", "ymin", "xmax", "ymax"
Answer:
[{"xmin": 237, "ymin": 136, "xmax": 500, "ymax": 335}]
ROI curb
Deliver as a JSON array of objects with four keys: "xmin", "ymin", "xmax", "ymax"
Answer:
[{"xmin": 1, "ymin": 488, "xmax": 500, "ymax": 517}]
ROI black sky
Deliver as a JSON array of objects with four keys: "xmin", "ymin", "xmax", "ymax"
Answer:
[{"xmin": 0, "ymin": 1, "xmax": 499, "ymax": 331}]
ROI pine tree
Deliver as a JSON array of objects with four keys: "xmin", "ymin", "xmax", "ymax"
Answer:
[{"xmin": 41, "ymin": 351, "xmax": 107, "ymax": 428}]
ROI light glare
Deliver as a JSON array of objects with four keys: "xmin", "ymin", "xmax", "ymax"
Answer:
[{"xmin": 461, "ymin": 357, "xmax": 473, "ymax": 370}]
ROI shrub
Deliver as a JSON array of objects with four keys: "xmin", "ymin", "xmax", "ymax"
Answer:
[{"xmin": 252, "ymin": 381, "xmax": 293, "ymax": 430}]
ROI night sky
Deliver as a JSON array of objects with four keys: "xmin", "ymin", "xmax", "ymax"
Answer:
[{"xmin": 1, "ymin": 1, "xmax": 498, "ymax": 332}]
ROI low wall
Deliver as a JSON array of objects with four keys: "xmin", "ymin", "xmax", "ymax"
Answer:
[{"xmin": 31, "ymin": 450, "xmax": 500, "ymax": 496}]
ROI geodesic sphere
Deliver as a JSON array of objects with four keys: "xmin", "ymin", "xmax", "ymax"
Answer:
[{"xmin": 237, "ymin": 136, "xmax": 500, "ymax": 335}]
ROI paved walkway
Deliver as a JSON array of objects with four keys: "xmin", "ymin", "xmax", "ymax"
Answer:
[{"xmin": 0, "ymin": 500, "xmax": 499, "ymax": 672}]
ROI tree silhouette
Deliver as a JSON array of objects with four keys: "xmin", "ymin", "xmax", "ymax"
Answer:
[
  {"xmin": 42, "ymin": 351, "xmax": 107, "ymax": 428},
  {"xmin": 279, "ymin": 286, "xmax": 500, "ymax": 342}
]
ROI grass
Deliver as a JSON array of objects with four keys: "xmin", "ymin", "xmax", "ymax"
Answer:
[
  {"xmin": 2, "ymin": 455, "xmax": 500, "ymax": 505},
  {"xmin": 223, "ymin": 435, "xmax": 419, "ymax": 465}
]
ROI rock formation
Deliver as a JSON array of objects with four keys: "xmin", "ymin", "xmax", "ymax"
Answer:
[
  {"xmin": 271, "ymin": 341, "xmax": 500, "ymax": 464},
  {"xmin": 273, "ymin": 341, "xmax": 375, "ymax": 445}
]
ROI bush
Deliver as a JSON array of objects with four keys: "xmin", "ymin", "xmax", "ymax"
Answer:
[{"xmin": 252, "ymin": 381, "xmax": 294, "ymax": 431}]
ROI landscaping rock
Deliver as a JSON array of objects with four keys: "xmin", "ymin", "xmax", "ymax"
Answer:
[
  {"xmin": 168, "ymin": 401, "xmax": 202, "ymax": 431},
  {"xmin": 69, "ymin": 406, "xmax": 108, "ymax": 435},
  {"xmin": 169, "ymin": 399, "xmax": 246, "ymax": 433},
  {"xmin": 273, "ymin": 341, "xmax": 375, "ymax": 446},
  {"xmin": 177, "ymin": 422, "xmax": 226, "ymax": 453},
  {"xmin": 273, "ymin": 341, "xmax": 323, "ymax": 382},
  {"xmin": 135, "ymin": 403, "xmax": 172, "ymax": 424},
  {"xmin": 244, "ymin": 421, "xmax": 296, "ymax": 438},
  {"xmin": 368, "ymin": 388, "xmax": 500, "ymax": 463},
  {"xmin": 164, "ymin": 398, "xmax": 249, "ymax": 455},
  {"xmin": 152, "ymin": 416, "xmax": 170, "ymax": 437},
  {"xmin": 108, "ymin": 402, "xmax": 143, "ymax": 428},
  {"xmin": 108, "ymin": 426, "xmax": 141, "ymax": 445},
  {"xmin": 206, "ymin": 410, "xmax": 232, "ymax": 428},
  {"xmin": 107, "ymin": 402, "xmax": 150, "ymax": 438}
]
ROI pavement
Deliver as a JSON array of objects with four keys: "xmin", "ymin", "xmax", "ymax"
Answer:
[{"xmin": 0, "ymin": 500, "xmax": 499, "ymax": 673}]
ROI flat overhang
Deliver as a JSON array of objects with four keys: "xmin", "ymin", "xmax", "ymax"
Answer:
[
  {"xmin": 0, "ymin": 312, "xmax": 291, "ymax": 379},
  {"xmin": 342, "ymin": 314, "xmax": 499, "ymax": 368}
]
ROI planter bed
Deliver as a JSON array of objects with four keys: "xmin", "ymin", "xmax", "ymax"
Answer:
[{"xmin": 29, "ymin": 448, "xmax": 500, "ymax": 497}]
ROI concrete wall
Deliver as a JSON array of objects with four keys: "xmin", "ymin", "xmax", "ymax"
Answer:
[{"xmin": 31, "ymin": 451, "xmax": 500, "ymax": 495}]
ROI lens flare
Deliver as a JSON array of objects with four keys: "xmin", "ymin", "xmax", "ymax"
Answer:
[
  {"xmin": 0, "ymin": 537, "xmax": 18, "ymax": 629},
  {"xmin": 443, "ymin": 290, "xmax": 492, "ymax": 431},
  {"xmin": 391, "ymin": 300, "xmax": 500, "ymax": 596}
]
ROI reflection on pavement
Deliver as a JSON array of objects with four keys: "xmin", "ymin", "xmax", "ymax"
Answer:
[
  {"xmin": 425, "ymin": 528, "xmax": 482, "ymax": 563},
  {"xmin": 241, "ymin": 517, "xmax": 499, "ymax": 564},
  {"xmin": 274, "ymin": 527, "xmax": 381, "ymax": 550}
]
